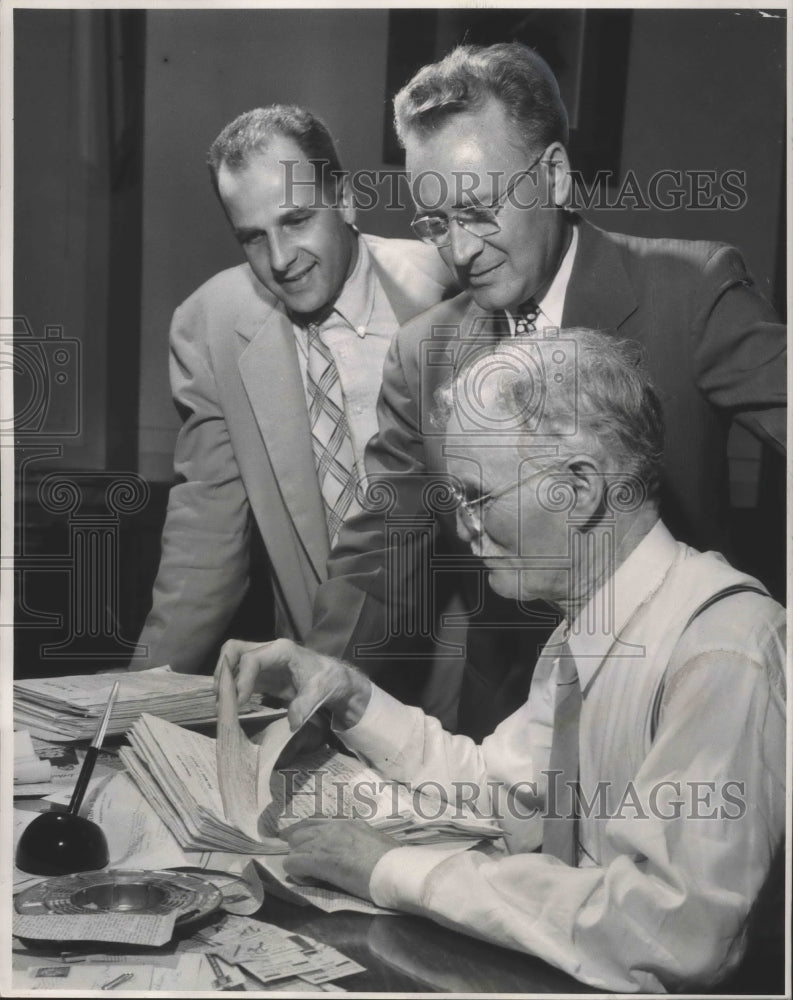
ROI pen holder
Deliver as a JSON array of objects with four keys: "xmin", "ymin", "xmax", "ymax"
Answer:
[{"xmin": 15, "ymin": 810, "xmax": 110, "ymax": 876}]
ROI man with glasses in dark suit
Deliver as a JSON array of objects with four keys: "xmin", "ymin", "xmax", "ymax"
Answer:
[{"xmin": 227, "ymin": 44, "xmax": 786, "ymax": 738}]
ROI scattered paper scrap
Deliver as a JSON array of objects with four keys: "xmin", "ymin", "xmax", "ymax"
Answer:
[
  {"xmin": 193, "ymin": 914, "xmax": 365, "ymax": 986},
  {"xmin": 12, "ymin": 911, "xmax": 177, "ymax": 947},
  {"xmin": 12, "ymin": 952, "xmax": 227, "ymax": 991}
]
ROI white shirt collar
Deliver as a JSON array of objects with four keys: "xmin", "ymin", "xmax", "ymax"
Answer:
[
  {"xmin": 289, "ymin": 231, "xmax": 374, "ymax": 342},
  {"xmin": 544, "ymin": 519, "xmax": 681, "ymax": 692},
  {"xmin": 331, "ymin": 233, "xmax": 375, "ymax": 338},
  {"xmin": 506, "ymin": 221, "xmax": 579, "ymax": 336}
]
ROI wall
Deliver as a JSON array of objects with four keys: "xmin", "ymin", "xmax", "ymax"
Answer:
[
  {"xmin": 14, "ymin": 10, "xmax": 111, "ymax": 471},
  {"xmin": 585, "ymin": 9, "xmax": 784, "ymax": 294},
  {"xmin": 583, "ymin": 9, "xmax": 786, "ymax": 506}
]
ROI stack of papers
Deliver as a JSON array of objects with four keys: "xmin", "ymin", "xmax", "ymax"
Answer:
[
  {"xmin": 263, "ymin": 744, "xmax": 504, "ymax": 845},
  {"xmin": 119, "ymin": 700, "xmax": 502, "ymax": 856},
  {"xmin": 13, "ymin": 667, "xmax": 281, "ymax": 741},
  {"xmin": 120, "ymin": 714, "xmax": 288, "ymax": 855}
]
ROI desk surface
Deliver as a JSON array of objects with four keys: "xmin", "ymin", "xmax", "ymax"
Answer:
[
  {"xmin": 13, "ymin": 728, "xmax": 782, "ymax": 994},
  {"xmin": 11, "ymin": 884, "xmax": 590, "ymax": 995},
  {"xmin": 260, "ymin": 895, "xmax": 592, "ymax": 994}
]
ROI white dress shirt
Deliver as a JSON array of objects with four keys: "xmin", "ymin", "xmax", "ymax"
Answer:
[
  {"xmin": 339, "ymin": 522, "xmax": 786, "ymax": 992},
  {"xmin": 291, "ymin": 235, "xmax": 398, "ymax": 481},
  {"xmin": 505, "ymin": 222, "xmax": 579, "ymax": 335}
]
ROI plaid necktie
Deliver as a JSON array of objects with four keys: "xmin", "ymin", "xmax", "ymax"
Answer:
[
  {"xmin": 542, "ymin": 642, "xmax": 581, "ymax": 865},
  {"xmin": 514, "ymin": 299, "xmax": 540, "ymax": 335},
  {"xmin": 305, "ymin": 322, "xmax": 360, "ymax": 545}
]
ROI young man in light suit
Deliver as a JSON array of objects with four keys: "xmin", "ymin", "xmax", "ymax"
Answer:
[{"xmin": 132, "ymin": 105, "xmax": 454, "ymax": 676}]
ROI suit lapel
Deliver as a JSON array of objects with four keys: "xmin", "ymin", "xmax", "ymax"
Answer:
[
  {"xmin": 369, "ymin": 251, "xmax": 420, "ymax": 326},
  {"xmin": 562, "ymin": 219, "xmax": 638, "ymax": 331},
  {"xmin": 457, "ymin": 298, "xmax": 505, "ymax": 363},
  {"xmin": 367, "ymin": 236, "xmax": 455, "ymax": 325},
  {"xmin": 237, "ymin": 307, "xmax": 330, "ymax": 579}
]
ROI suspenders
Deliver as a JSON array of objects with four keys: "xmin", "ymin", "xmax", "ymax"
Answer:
[
  {"xmin": 649, "ymin": 584, "xmax": 768, "ymax": 741},
  {"xmin": 683, "ymin": 583, "xmax": 767, "ymax": 629}
]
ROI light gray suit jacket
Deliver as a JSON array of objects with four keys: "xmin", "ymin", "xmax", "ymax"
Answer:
[{"xmin": 134, "ymin": 234, "xmax": 453, "ymax": 673}]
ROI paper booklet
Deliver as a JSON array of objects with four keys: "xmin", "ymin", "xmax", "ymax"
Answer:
[
  {"xmin": 118, "ymin": 663, "xmax": 502, "ymax": 856},
  {"xmin": 13, "ymin": 666, "xmax": 284, "ymax": 741},
  {"xmin": 13, "ymin": 730, "xmax": 52, "ymax": 787}
]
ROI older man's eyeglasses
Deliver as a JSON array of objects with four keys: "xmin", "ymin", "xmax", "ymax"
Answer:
[
  {"xmin": 411, "ymin": 148, "xmax": 547, "ymax": 248},
  {"xmin": 451, "ymin": 459, "xmax": 557, "ymax": 535}
]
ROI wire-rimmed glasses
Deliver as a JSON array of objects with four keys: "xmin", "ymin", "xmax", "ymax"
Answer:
[
  {"xmin": 450, "ymin": 458, "xmax": 559, "ymax": 535},
  {"xmin": 411, "ymin": 148, "xmax": 547, "ymax": 248}
]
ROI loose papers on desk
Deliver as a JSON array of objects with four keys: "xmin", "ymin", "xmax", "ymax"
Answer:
[
  {"xmin": 188, "ymin": 913, "xmax": 366, "ymax": 986},
  {"xmin": 15, "ymin": 735, "xmax": 114, "ymax": 803},
  {"xmin": 12, "ymin": 950, "xmax": 246, "ymax": 992},
  {"xmin": 12, "ymin": 911, "xmax": 177, "ymax": 947},
  {"xmin": 118, "ymin": 669, "xmax": 501, "ymax": 856},
  {"xmin": 14, "ymin": 915, "xmax": 362, "ymax": 991},
  {"xmin": 13, "ymin": 665, "xmax": 283, "ymax": 741},
  {"xmin": 13, "ymin": 731, "xmax": 52, "ymax": 796},
  {"xmin": 81, "ymin": 767, "xmax": 394, "ymax": 916}
]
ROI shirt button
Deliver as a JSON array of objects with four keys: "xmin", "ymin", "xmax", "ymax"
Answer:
[{"xmin": 356, "ymin": 325, "xmax": 367, "ymax": 335}]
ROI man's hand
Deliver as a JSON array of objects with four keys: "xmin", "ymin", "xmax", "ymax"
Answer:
[
  {"xmin": 214, "ymin": 637, "xmax": 372, "ymax": 731},
  {"xmin": 283, "ymin": 818, "xmax": 399, "ymax": 901}
]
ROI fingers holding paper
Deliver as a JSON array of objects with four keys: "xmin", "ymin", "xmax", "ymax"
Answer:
[
  {"xmin": 283, "ymin": 818, "xmax": 399, "ymax": 902},
  {"xmin": 215, "ymin": 638, "xmax": 297, "ymax": 707},
  {"xmin": 215, "ymin": 638, "xmax": 372, "ymax": 731}
]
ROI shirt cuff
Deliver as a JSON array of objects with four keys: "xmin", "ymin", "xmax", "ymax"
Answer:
[
  {"xmin": 369, "ymin": 843, "xmax": 455, "ymax": 911},
  {"xmin": 333, "ymin": 683, "xmax": 418, "ymax": 763}
]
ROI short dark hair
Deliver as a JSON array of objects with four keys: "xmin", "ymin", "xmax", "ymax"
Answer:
[
  {"xmin": 394, "ymin": 42, "xmax": 569, "ymax": 153},
  {"xmin": 434, "ymin": 329, "xmax": 665, "ymax": 503},
  {"xmin": 206, "ymin": 104, "xmax": 344, "ymax": 197}
]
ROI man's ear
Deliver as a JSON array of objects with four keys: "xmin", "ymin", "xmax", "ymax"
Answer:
[
  {"xmin": 560, "ymin": 453, "xmax": 605, "ymax": 517},
  {"xmin": 338, "ymin": 175, "xmax": 357, "ymax": 226},
  {"xmin": 545, "ymin": 141, "xmax": 572, "ymax": 209}
]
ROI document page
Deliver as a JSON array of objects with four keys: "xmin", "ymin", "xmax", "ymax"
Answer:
[
  {"xmin": 121, "ymin": 689, "xmax": 500, "ymax": 855},
  {"xmin": 12, "ymin": 912, "xmax": 176, "ymax": 947},
  {"xmin": 215, "ymin": 661, "xmax": 295, "ymax": 840}
]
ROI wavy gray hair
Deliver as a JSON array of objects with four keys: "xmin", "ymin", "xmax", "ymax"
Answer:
[
  {"xmin": 434, "ymin": 329, "xmax": 665, "ymax": 502},
  {"xmin": 394, "ymin": 42, "xmax": 568, "ymax": 154}
]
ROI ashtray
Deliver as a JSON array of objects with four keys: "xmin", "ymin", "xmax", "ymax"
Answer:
[{"xmin": 15, "ymin": 868, "xmax": 222, "ymax": 928}]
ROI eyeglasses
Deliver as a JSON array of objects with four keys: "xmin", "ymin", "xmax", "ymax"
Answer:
[
  {"xmin": 451, "ymin": 459, "xmax": 558, "ymax": 536},
  {"xmin": 410, "ymin": 148, "xmax": 547, "ymax": 248}
]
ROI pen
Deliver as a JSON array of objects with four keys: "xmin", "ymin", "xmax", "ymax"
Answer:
[
  {"xmin": 68, "ymin": 681, "xmax": 120, "ymax": 817},
  {"xmin": 100, "ymin": 971, "xmax": 134, "ymax": 990},
  {"xmin": 206, "ymin": 952, "xmax": 233, "ymax": 990}
]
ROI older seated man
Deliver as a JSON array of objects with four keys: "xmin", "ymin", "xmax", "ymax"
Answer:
[{"xmin": 218, "ymin": 330, "xmax": 785, "ymax": 993}]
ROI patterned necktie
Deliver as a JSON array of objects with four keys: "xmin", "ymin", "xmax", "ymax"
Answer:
[
  {"xmin": 514, "ymin": 298, "xmax": 540, "ymax": 336},
  {"xmin": 542, "ymin": 642, "xmax": 581, "ymax": 865},
  {"xmin": 305, "ymin": 322, "xmax": 360, "ymax": 545}
]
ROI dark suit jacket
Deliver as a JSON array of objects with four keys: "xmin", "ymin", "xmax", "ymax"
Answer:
[{"xmin": 307, "ymin": 218, "xmax": 786, "ymax": 737}]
